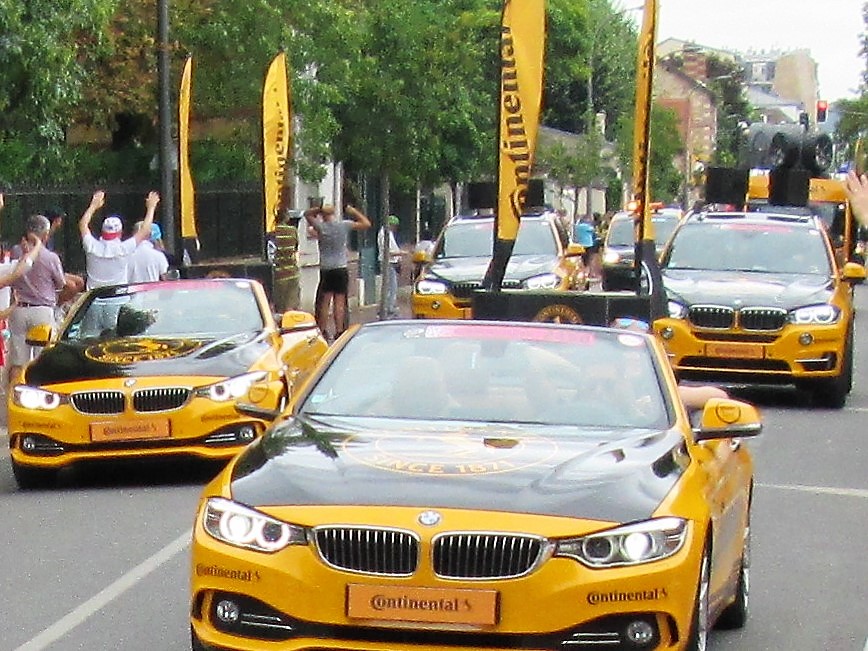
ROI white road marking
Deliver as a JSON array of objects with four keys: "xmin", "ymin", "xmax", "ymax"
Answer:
[
  {"xmin": 758, "ymin": 482, "xmax": 868, "ymax": 499},
  {"xmin": 15, "ymin": 531, "xmax": 190, "ymax": 651},
  {"xmin": 863, "ymin": 636, "xmax": 868, "ymax": 651}
]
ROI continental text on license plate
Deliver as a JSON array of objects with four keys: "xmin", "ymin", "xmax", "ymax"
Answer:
[
  {"xmin": 705, "ymin": 343, "xmax": 764, "ymax": 359},
  {"xmin": 90, "ymin": 420, "xmax": 171, "ymax": 442},
  {"xmin": 346, "ymin": 584, "xmax": 499, "ymax": 626}
]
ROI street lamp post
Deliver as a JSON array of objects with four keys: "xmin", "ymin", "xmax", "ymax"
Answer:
[{"xmin": 157, "ymin": 0, "xmax": 176, "ymax": 257}]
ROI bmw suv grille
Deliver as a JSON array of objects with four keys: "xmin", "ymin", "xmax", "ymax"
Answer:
[
  {"xmin": 739, "ymin": 307, "xmax": 787, "ymax": 331},
  {"xmin": 688, "ymin": 305, "xmax": 734, "ymax": 329}
]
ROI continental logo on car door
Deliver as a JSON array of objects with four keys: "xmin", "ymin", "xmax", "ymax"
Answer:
[
  {"xmin": 85, "ymin": 339, "xmax": 201, "ymax": 364},
  {"xmin": 342, "ymin": 433, "xmax": 559, "ymax": 476}
]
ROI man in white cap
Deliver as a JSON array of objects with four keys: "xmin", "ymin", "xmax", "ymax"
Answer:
[
  {"xmin": 78, "ymin": 189, "xmax": 159, "ymax": 333},
  {"xmin": 128, "ymin": 221, "xmax": 169, "ymax": 282}
]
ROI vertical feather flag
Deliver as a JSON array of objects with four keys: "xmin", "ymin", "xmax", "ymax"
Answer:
[
  {"xmin": 262, "ymin": 51, "xmax": 291, "ymax": 234},
  {"xmin": 483, "ymin": 0, "xmax": 546, "ymax": 291},
  {"xmin": 178, "ymin": 55, "xmax": 197, "ymax": 239},
  {"xmin": 631, "ymin": 0, "xmax": 667, "ymax": 319}
]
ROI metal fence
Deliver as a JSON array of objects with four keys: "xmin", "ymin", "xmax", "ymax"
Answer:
[{"xmin": 1, "ymin": 184, "xmax": 265, "ymax": 275}]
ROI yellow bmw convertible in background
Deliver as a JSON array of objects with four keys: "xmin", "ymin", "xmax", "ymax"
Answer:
[
  {"xmin": 190, "ymin": 320, "xmax": 761, "ymax": 651},
  {"xmin": 7, "ymin": 278, "xmax": 328, "ymax": 489}
]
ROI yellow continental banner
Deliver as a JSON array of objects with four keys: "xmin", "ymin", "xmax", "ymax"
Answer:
[
  {"xmin": 496, "ymin": 0, "xmax": 545, "ymax": 243},
  {"xmin": 631, "ymin": 0, "xmax": 656, "ymax": 240},
  {"xmin": 263, "ymin": 51, "xmax": 291, "ymax": 234},
  {"xmin": 178, "ymin": 55, "xmax": 197, "ymax": 238}
]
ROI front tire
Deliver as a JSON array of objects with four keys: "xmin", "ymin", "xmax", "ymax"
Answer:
[
  {"xmin": 12, "ymin": 460, "xmax": 58, "ymax": 490},
  {"xmin": 716, "ymin": 517, "xmax": 750, "ymax": 629},
  {"xmin": 686, "ymin": 543, "xmax": 711, "ymax": 651}
]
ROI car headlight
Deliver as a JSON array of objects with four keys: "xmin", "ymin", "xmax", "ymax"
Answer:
[
  {"xmin": 603, "ymin": 250, "xmax": 621, "ymax": 264},
  {"xmin": 415, "ymin": 279, "xmax": 448, "ymax": 295},
  {"xmin": 12, "ymin": 386, "xmax": 63, "ymax": 410},
  {"xmin": 554, "ymin": 517, "xmax": 688, "ymax": 568},
  {"xmin": 203, "ymin": 497, "xmax": 307, "ymax": 553},
  {"xmin": 788, "ymin": 304, "xmax": 840, "ymax": 325},
  {"xmin": 196, "ymin": 371, "xmax": 268, "ymax": 402},
  {"xmin": 523, "ymin": 273, "xmax": 560, "ymax": 290},
  {"xmin": 667, "ymin": 301, "xmax": 687, "ymax": 319}
]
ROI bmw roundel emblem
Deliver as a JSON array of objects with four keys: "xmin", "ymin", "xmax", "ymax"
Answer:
[
  {"xmin": 124, "ymin": 378, "xmax": 137, "ymax": 387},
  {"xmin": 418, "ymin": 510, "xmax": 441, "ymax": 526}
]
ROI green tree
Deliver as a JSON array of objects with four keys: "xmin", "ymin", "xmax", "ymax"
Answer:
[
  {"xmin": 544, "ymin": 0, "xmax": 637, "ymax": 138},
  {"xmin": 0, "ymin": 0, "xmax": 116, "ymax": 183},
  {"xmin": 537, "ymin": 114, "xmax": 609, "ymax": 219}
]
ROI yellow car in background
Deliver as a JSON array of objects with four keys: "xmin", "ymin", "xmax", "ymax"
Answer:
[
  {"xmin": 7, "ymin": 278, "xmax": 328, "ymax": 489},
  {"xmin": 191, "ymin": 319, "xmax": 761, "ymax": 651},
  {"xmin": 656, "ymin": 209, "xmax": 865, "ymax": 407},
  {"xmin": 412, "ymin": 210, "xmax": 587, "ymax": 319}
]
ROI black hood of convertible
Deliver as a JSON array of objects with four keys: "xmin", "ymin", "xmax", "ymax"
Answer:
[
  {"xmin": 229, "ymin": 415, "xmax": 689, "ymax": 524},
  {"xmin": 25, "ymin": 331, "xmax": 270, "ymax": 385},
  {"xmin": 663, "ymin": 269, "xmax": 834, "ymax": 309},
  {"xmin": 426, "ymin": 254, "xmax": 558, "ymax": 285}
]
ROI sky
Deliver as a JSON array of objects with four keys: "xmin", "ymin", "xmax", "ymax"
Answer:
[{"xmin": 635, "ymin": 0, "xmax": 865, "ymax": 101}]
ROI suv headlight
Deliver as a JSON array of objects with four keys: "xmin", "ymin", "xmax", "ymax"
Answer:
[
  {"xmin": 203, "ymin": 497, "xmax": 307, "ymax": 553},
  {"xmin": 523, "ymin": 273, "xmax": 560, "ymax": 290},
  {"xmin": 196, "ymin": 371, "xmax": 268, "ymax": 402},
  {"xmin": 554, "ymin": 517, "xmax": 688, "ymax": 567},
  {"xmin": 415, "ymin": 279, "xmax": 448, "ymax": 295},
  {"xmin": 603, "ymin": 250, "xmax": 621, "ymax": 264},
  {"xmin": 12, "ymin": 386, "xmax": 63, "ymax": 410},
  {"xmin": 667, "ymin": 301, "xmax": 687, "ymax": 319},
  {"xmin": 788, "ymin": 304, "xmax": 840, "ymax": 325}
]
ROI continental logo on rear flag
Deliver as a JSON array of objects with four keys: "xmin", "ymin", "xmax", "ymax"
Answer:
[
  {"xmin": 497, "ymin": 0, "xmax": 545, "ymax": 243},
  {"xmin": 486, "ymin": 0, "xmax": 546, "ymax": 291},
  {"xmin": 179, "ymin": 55, "xmax": 197, "ymax": 239},
  {"xmin": 263, "ymin": 51, "xmax": 291, "ymax": 233}
]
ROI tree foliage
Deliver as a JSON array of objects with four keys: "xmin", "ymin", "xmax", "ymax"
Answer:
[{"xmin": 0, "ymin": 0, "xmax": 683, "ymax": 204}]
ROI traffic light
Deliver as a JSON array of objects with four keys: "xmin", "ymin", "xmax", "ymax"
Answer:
[{"xmin": 816, "ymin": 100, "xmax": 828, "ymax": 123}]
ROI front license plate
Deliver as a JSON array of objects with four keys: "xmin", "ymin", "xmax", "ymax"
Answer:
[
  {"xmin": 90, "ymin": 419, "xmax": 171, "ymax": 442},
  {"xmin": 346, "ymin": 584, "xmax": 499, "ymax": 626},
  {"xmin": 705, "ymin": 342, "xmax": 764, "ymax": 359}
]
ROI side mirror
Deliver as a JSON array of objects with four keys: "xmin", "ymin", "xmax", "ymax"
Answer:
[
  {"xmin": 413, "ymin": 241, "xmax": 434, "ymax": 264},
  {"xmin": 235, "ymin": 402, "xmax": 281, "ymax": 421},
  {"xmin": 693, "ymin": 398, "xmax": 762, "ymax": 441},
  {"xmin": 566, "ymin": 242, "xmax": 585, "ymax": 257},
  {"xmin": 25, "ymin": 324, "xmax": 52, "ymax": 347},
  {"xmin": 279, "ymin": 310, "xmax": 318, "ymax": 333},
  {"xmin": 842, "ymin": 261, "xmax": 867, "ymax": 283}
]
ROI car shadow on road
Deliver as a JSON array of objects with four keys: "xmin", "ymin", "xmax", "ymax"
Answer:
[{"xmin": 33, "ymin": 458, "xmax": 227, "ymax": 491}]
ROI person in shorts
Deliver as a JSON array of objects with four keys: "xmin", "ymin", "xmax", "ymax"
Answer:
[{"xmin": 304, "ymin": 202, "xmax": 371, "ymax": 341}]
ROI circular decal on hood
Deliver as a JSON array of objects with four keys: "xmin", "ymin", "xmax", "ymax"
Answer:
[
  {"xmin": 85, "ymin": 338, "xmax": 201, "ymax": 364},
  {"xmin": 342, "ymin": 431, "xmax": 559, "ymax": 477}
]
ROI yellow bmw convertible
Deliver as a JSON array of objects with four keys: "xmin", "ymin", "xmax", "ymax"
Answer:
[
  {"xmin": 190, "ymin": 319, "xmax": 761, "ymax": 651},
  {"xmin": 7, "ymin": 278, "xmax": 328, "ymax": 489}
]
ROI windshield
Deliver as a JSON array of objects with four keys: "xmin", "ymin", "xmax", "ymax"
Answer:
[
  {"xmin": 606, "ymin": 215, "xmax": 679, "ymax": 248},
  {"xmin": 438, "ymin": 219, "xmax": 557, "ymax": 258},
  {"xmin": 61, "ymin": 281, "xmax": 265, "ymax": 341},
  {"xmin": 664, "ymin": 220, "xmax": 832, "ymax": 274},
  {"xmin": 299, "ymin": 323, "xmax": 671, "ymax": 430}
]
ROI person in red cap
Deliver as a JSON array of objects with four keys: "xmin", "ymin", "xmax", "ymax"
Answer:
[
  {"xmin": 78, "ymin": 190, "xmax": 160, "ymax": 290},
  {"xmin": 78, "ymin": 189, "xmax": 159, "ymax": 334}
]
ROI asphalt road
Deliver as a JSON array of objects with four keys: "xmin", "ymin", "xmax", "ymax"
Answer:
[{"xmin": 1, "ymin": 288, "xmax": 868, "ymax": 650}]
